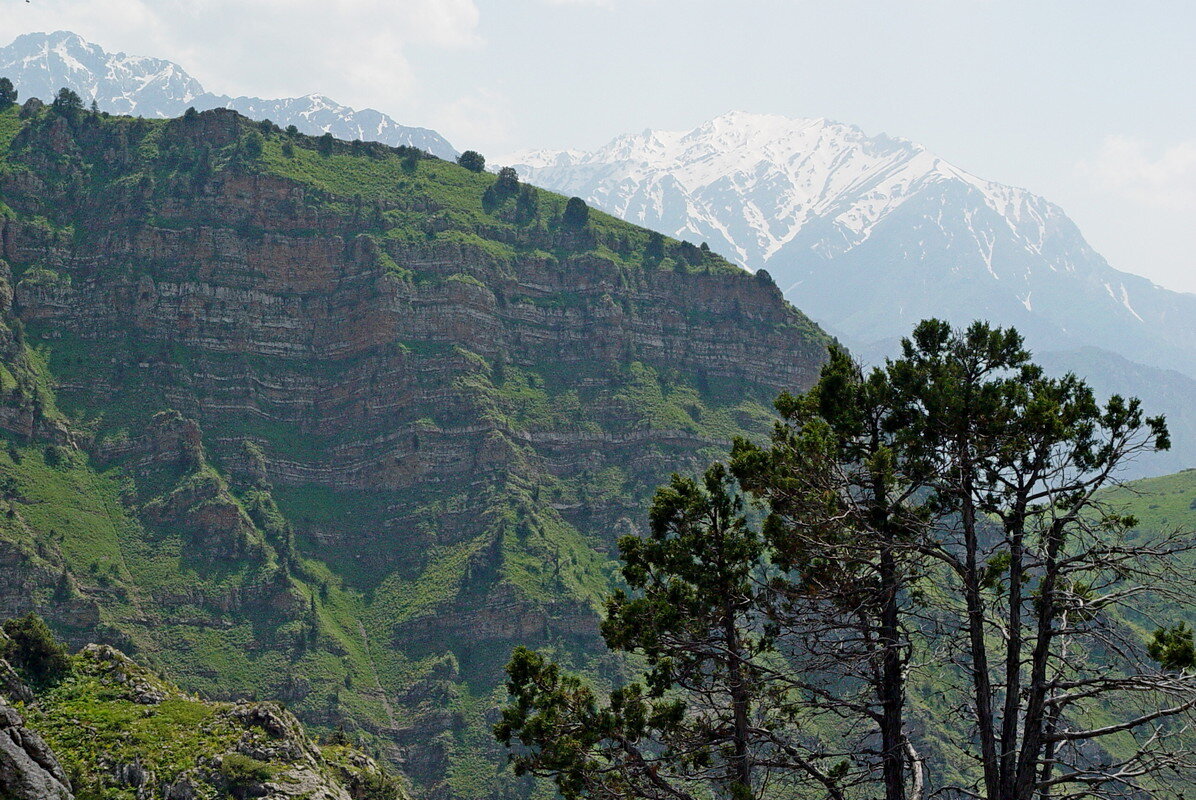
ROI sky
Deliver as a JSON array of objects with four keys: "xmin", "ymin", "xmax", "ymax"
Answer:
[{"xmin": 2, "ymin": 0, "xmax": 1195, "ymax": 293}]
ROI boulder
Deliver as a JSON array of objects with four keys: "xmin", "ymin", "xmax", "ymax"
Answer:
[{"xmin": 0, "ymin": 698, "xmax": 73, "ymax": 800}]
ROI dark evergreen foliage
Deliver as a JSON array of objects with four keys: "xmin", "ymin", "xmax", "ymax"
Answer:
[
  {"xmin": 1149, "ymin": 623, "xmax": 1195, "ymax": 672},
  {"xmin": 53, "ymin": 88, "xmax": 83, "ymax": 111},
  {"xmin": 483, "ymin": 166, "xmax": 520, "ymax": 210},
  {"xmin": 495, "ymin": 166, "xmax": 519, "ymax": 194},
  {"xmin": 514, "ymin": 184, "xmax": 539, "ymax": 224},
  {"xmin": 676, "ymin": 240, "xmax": 703, "ymax": 265},
  {"xmin": 51, "ymin": 87, "xmax": 84, "ymax": 118},
  {"xmin": 0, "ymin": 77, "xmax": 17, "ymax": 109},
  {"xmin": 1, "ymin": 613, "xmax": 71, "ymax": 687},
  {"xmin": 645, "ymin": 231, "xmax": 666, "ymax": 262},
  {"xmin": 242, "ymin": 130, "xmax": 265, "ymax": 161},
  {"xmin": 562, "ymin": 196, "xmax": 589, "ymax": 229},
  {"xmin": 456, "ymin": 149, "xmax": 486, "ymax": 172},
  {"xmin": 497, "ymin": 466, "xmax": 776, "ymax": 800},
  {"xmin": 318, "ymin": 131, "xmax": 335, "ymax": 156}
]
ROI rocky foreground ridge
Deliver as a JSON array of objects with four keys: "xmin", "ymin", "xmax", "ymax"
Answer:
[
  {"xmin": 0, "ymin": 100, "xmax": 828, "ymax": 797},
  {"xmin": 0, "ymin": 624, "xmax": 410, "ymax": 800}
]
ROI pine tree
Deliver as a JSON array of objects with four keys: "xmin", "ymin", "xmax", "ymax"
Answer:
[
  {"xmin": 497, "ymin": 319, "xmax": 1196, "ymax": 800},
  {"xmin": 52, "ymin": 88, "xmax": 84, "ymax": 115},
  {"xmin": 562, "ymin": 197, "xmax": 589, "ymax": 229},
  {"xmin": 318, "ymin": 131, "xmax": 335, "ymax": 156},
  {"xmin": 0, "ymin": 77, "xmax": 16, "ymax": 109},
  {"xmin": 456, "ymin": 150, "xmax": 486, "ymax": 173},
  {"xmin": 514, "ymin": 184, "xmax": 539, "ymax": 224}
]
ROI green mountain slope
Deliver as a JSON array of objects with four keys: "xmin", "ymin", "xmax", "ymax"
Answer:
[
  {"xmin": 1097, "ymin": 468, "xmax": 1196, "ymax": 531},
  {"xmin": 0, "ymin": 100, "xmax": 829, "ymax": 797}
]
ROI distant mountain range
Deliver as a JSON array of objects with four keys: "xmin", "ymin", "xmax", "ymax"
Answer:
[
  {"xmin": 509, "ymin": 112, "xmax": 1196, "ymax": 477},
  {"xmin": 0, "ymin": 31, "xmax": 458, "ymax": 158}
]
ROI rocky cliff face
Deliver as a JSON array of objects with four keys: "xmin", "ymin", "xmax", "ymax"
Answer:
[
  {"xmin": 509, "ymin": 111, "xmax": 1196, "ymax": 378},
  {"xmin": 0, "ymin": 700, "xmax": 73, "ymax": 800},
  {"xmin": 510, "ymin": 113, "xmax": 1196, "ymax": 479},
  {"xmin": 0, "ymin": 104, "xmax": 828, "ymax": 797}
]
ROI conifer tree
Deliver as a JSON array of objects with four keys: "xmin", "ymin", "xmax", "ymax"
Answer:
[
  {"xmin": 514, "ymin": 184, "xmax": 539, "ymax": 224},
  {"xmin": 2, "ymin": 613, "xmax": 71, "ymax": 687},
  {"xmin": 886, "ymin": 320, "xmax": 1191, "ymax": 800},
  {"xmin": 646, "ymin": 231, "xmax": 666, "ymax": 262},
  {"xmin": 318, "ymin": 131, "xmax": 335, "ymax": 156},
  {"xmin": 498, "ymin": 465, "xmax": 857, "ymax": 800},
  {"xmin": 562, "ymin": 197, "xmax": 589, "ymax": 229},
  {"xmin": 0, "ymin": 77, "xmax": 16, "ymax": 109},
  {"xmin": 457, "ymin": 149, "xmax": 486, "ymax": 172},
  {"xmin": 51, "ymin": 87, "xmax": 84, "ymax": 118}
]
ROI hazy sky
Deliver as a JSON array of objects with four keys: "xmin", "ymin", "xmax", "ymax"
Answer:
[{"xmin": 3, "ymin": 0, "xmax": 1195, "ymax": 293}]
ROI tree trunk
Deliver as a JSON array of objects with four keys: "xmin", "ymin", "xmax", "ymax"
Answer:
[
  {"xmin": 879, "ymin": 545, "xmax": 907, "ymax": 800},
  {"xmin": 999, "ymin": 511, "xmax": 1027, "ymax": 799},
  {"xmin": 723, "ymin": 599, "xmax": 752, "ymax": 795},
  {"xmin": 1012, "ymin": 520, "xmax": 1065, "ymax": 800},
  {"xmin": 961, "ymin": 470, "xmax": 1000, "ymax": 800}
]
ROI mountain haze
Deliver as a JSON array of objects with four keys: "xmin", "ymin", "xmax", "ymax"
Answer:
[{"xmin": 0, "ymin": 31, "xmax": 458, "ymax": 158}]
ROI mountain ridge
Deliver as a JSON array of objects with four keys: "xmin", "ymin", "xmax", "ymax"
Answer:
[
  {"xmin": 0, "ymin": 30, "xmax": 458, "ymax": 158},
  {"xmin": 508, "ymin": 111, "xmax": 1196, "ymax": 379},
  {"xmin": 509, "ymin": 110, "xmax": 1196, "ymax": 477}
]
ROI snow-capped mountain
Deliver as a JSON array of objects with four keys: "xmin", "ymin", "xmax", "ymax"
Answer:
[
  {"xmin": 509, "ymin": 112, "xmax": 1196, "ymax": 381},
  {"xmin": 0, "ymin": 31, "xmax": 457, "ymax": 158}
]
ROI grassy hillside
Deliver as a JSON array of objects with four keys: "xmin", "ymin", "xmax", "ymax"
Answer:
[{"xmin": 1098, "ymin": 467, "xmax": 1196, "ymax": 531}]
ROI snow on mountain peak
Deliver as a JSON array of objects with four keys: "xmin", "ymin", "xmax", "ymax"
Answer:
[{"xmin": 509, "ymin": 111, "xmax": 1002, "ymax": 265}]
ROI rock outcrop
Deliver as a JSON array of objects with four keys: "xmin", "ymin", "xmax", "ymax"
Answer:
[
  {"xmin": 0, "ymin": 638, "xmax": 409, "ymax": 800},
  {"xmin": 0, "ymin": 699, "xmax": 73, "ymax": 800}
]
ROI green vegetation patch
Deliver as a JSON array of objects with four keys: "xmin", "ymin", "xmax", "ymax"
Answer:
[
  {"xmin": 26, "ymin": 652, "xmax": 240, "ymax": 795},
  {"xmin": 0, "ymin": 104, "xmax": 22, "ymax": 157}
]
